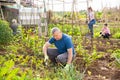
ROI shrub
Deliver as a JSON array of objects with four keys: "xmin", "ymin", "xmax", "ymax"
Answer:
[
  {"xmin": 112, "ymin": 32, "xmax": 120, "ymax": 39},
  {"xmin": 0, "ymin": 20, "xmax": 13, "ymax": 45},
  {"xmin": 94, "ymin": 32, "xmax": 100, "ymax": 38},
  {"xmin": 111, "ymin": 49, "xmax": 120, "ymax": 68}
]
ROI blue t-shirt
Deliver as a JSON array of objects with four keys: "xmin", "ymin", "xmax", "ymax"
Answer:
[{"xmin": 48, "ymin": 33, "xmax": 75, "ymax": 54}]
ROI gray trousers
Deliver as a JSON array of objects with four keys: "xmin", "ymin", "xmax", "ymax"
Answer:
[{"xmin": 47, "ymin": 48, "xmax": 75, "ymax": 64}]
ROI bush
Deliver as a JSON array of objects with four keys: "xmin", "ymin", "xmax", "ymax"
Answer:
[
  {"xmin": 111, "ymin": 49, "xmax": 120, "ymax": 68},
  {"xmin": 113, "ymin": 32, "xmax": 120, "ymax": 39},
  {"xmin": 0, "ymin": 20, "xmax": 13, "ymax": 45},
  {"xmin": 94, "ymin": 32, "xmax": 100, "ymax": 38}
]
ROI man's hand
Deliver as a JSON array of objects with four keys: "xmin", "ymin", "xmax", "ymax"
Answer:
[
  {"xmin": 64, "ymin": 64, "xmax": 71, "ymax": 71},
  {"xmin": 44, "ymin": 55, "xmax": 49, "ymax": 62},
  {"xmin": 43, "ymin": 42, "xmax": 51, "ymax": 62}
]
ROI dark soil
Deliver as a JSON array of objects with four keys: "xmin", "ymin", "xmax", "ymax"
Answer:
[
  {"xmin": 0, "ymin": 38, "xmax": 120, "ymax": 80},
  {"xmin": 81, "ymin": 38, "xmax": 120, "ymax": 80}
]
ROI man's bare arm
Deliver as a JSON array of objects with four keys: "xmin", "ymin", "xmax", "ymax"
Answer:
[
  {"xmin": 67, "ymin": 48, "xmax": 73, "ymax": 64},
  {"xmin": 43, "ymin": 42, "xmax": 51, "ymax": 57}
]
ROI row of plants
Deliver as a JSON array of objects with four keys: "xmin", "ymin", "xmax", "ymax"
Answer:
[{"xmin": 0, "ymin": 19, "xmax": 120, "ymax": 79}]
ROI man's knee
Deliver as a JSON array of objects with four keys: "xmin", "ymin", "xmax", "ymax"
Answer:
[
  {"xmin": 47, "ymin": 48, "xmax": 58, "ymax": 56},
  {"xmin": 56, "ymin": 54, "xmax": 67, "ymax": 64}
]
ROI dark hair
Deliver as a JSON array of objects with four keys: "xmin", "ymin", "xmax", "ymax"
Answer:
[
  {"xmin": 88, "ymin": 7, "xmax": 93, "ymax": 11},
  {"xmin": 104, "ymin": 23, "xmax": 107, "ymax": 26}
]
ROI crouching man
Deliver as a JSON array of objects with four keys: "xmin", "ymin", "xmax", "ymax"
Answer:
[{"xmin": 43, "ymin": 27, "xmax": 76, "ymax": 70}]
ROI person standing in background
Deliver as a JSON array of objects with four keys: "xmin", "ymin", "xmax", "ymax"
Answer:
[
  {"xmin": 87, "ymin": 7, "xmax": 96, "ymax": 38},
  {"xmin": 10, "ymin": 19, "xmax": 18, "ymax": 35}
]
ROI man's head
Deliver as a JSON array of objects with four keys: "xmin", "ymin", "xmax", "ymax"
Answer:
[{"xmin": 51, "ymin": 27, "xmax": 62, "ymax": 40}]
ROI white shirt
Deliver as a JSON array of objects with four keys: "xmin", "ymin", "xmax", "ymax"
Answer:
[{"xmin": 88, "ymin": 11, "xmax": 95, "ymax": 21}]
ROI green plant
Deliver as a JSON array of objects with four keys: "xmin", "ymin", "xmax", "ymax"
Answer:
[
  {"xmin": 83, "ymin": 45, "xmax": 103, "ymax": 67},
  {"xmin": 40, "ymin": 66, "xmax": 84, "ymax": 80},
  {"xmin": 94, "ymin": 32, "xmax": 100, "ymax": 38},
  {"xmin": 95, "ymin": 11, "xmax": 103, "ymax": 20},
  {"xmin": 0, "ymin": 60, "xmax": 19, "ymax": 80},
  {"xmin": 0, "ymin": 20, "xmax": 13, "ymax": 45},
  {"xmin": 113, "ymin": 32, "xmax": 120, "ymax": 39},
  {"xmin": 6, "ymin": 44, "xmax": 19, "ymax": 54},
  {"xmin": 0, "ymin": 56, "xmax": 6, "ymax": 65},
  {"xmin": 111, "ymin": 49, "xmax": 120, "ymax": 68},
  {"xmin": 56, "ymin": 67, "xmax": 83, "ymax": 80}
]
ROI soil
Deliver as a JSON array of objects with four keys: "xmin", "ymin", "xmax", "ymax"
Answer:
[
  {"xmin": 0, "ymin": 49, "xmax": 6, "ymax": 55},
  {"xmin": 83, "ymin": 57, "xmax": 119, "ymax": 80},
  {"xmin": 80, "ymin": 38, "xmax": 120, "ymax": 80},
  {"xmin": 0, "ymin": 38, "xmax": 120, "ymax": 80},
  {"xmin": 74, "ymin": 54, "xmax": 120, "ymax": 80}
]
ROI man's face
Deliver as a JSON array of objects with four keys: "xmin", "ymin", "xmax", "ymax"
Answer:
[{"xmin": 53, "ymin": 31, "xmax": 62, "ymax": 40}]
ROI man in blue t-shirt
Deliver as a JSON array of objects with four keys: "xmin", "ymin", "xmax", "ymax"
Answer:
[{"xmin": 43, "ymin": 27, "xmax": 75, "ymax": 70}]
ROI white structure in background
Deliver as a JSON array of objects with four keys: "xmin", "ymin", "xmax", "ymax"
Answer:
[{"xmin": 19, "ymin": 7, "xmax": 42, "ymax": 26}]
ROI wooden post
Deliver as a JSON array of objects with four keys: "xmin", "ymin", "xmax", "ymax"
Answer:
[
  {"xmin": 71, "ymin": 0, "xmax": 75, "ymax": 36},
  {"xmin": 0, "ymin": 4, "xmax": 4, "ymax": 20},
  {"xmin": 43, "ymin": 0, "xmax": 48, "ymax": 36},
  {"xmin": 38, "ymin": 8, "xmax": 42, "ymax": 37}
]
